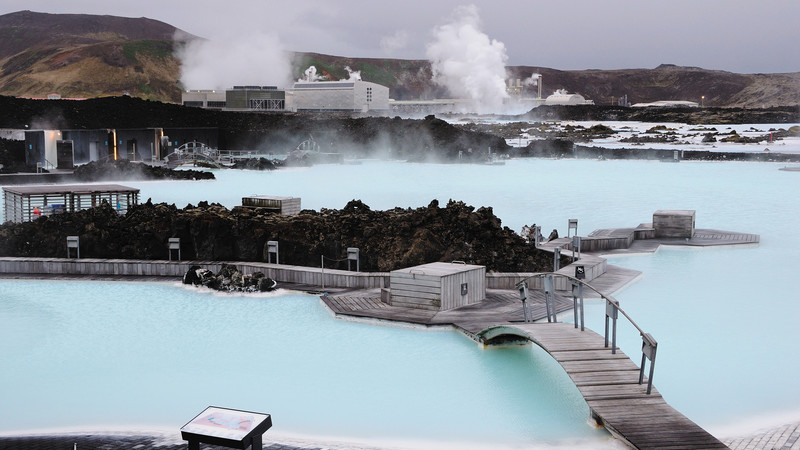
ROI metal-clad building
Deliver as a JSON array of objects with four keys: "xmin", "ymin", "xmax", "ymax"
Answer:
[
  {"xmin": 61, "ymin": 129, "xmax": 114, "ymax": 164},
  {"xmin": 114, "ymin": 128, "xmax": 164, "ymax": 161},
  {"xmin": 225, "ymin": 86, "xmax": 285, "ymax": 111},
  {"xmin": 182, "ymin": 90, "xmax": 227, "ymax": 109},
  {"xmin": 290, "ymin": 80, "xmax": 389, "ymax": 113},
  {"xmin": 24, "ymin": 130, "xmax": 59, "ymax": 168}
]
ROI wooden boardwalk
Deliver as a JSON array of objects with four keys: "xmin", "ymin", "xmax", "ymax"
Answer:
[
  {"xmin": 323, "ymin": 290, "xmax": 728, "ymax": 449},
  {"xmin": 476, "ymin": 322, "xmax": 727, "ymax": 449}
]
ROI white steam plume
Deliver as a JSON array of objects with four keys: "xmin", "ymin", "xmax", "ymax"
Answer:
[
  {"xmin": 344, "ymin": 66, "xmax": 362, "ymax": 81},
  {"xmin": 426, "ymin": 5, "xmax": 509, "ymax": 114},
  {"xmin": 300, "ymin": 66, "xmax": 327, "ymax": 82},
  {"xmin": 178, "ymin": 31, "xmax": 292, "ymax": 90},
  {"xmin": 524, "ymin": 73, "xmax": 541, "ymax": 86}
]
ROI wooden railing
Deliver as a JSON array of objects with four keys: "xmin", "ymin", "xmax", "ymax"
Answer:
[{"xmin": 516, "ymin": 272, "xmax": 658, "ymax": 394}]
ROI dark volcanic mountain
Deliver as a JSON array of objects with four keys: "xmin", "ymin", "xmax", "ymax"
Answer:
[
  {"xmin": 1, "ymin": 10, "xmax": 799, "ymax": 107},
  {"xmin": 0, "ymin": 10, "xmax": 191, "ymax": 101}
]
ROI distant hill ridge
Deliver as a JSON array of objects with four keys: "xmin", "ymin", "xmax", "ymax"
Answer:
[{"xmin": 1, "ymin": 10, "xmax": 798, "ymax": 107}]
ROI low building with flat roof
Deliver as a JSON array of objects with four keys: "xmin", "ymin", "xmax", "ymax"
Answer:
[
  {"xmin": 182, "ymin": 90, "xmax": 227, "ymax": 109},
  {"xmin": 389, "ymin": 262, "xmax": 486, "ymax": 311},
  {"xmin": 3, "ymin": 184, "xmax": 139, "ymax": 223},
  {"xmin": 240, "ymin": 195, "xmax": 301, "ymax": 215},
  {"xmin": 290, "ymin": 80, "xmax": 389, "ymax": 113}
]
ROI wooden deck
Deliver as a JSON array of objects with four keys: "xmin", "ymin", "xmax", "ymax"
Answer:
[
  {"xmin": 540, "ymin": 227, "xmax": 759, "ymax": 257},
  {"xmin": 593, "ymin": 228, "xmax": 760, "ymax": 256},
  {"xmin": 477, "ymin": 323, "xmax": 727, "ymax": 449},
  {"xmin": 322, "ymin": 288, "xmax": 575, "ymax": 328},
  {"xmin": 323, "ymin": 289, "xmax": 728, "ymax": 449}
]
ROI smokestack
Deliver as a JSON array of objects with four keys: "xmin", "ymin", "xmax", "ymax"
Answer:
[{"xmin": 539, "ymin": 75, "xmax": 542, "ymax": 99}]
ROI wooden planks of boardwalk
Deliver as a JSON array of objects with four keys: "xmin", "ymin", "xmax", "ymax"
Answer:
[{"xmin": 502, "ymin": 322, "xmax": 727, "ymax": 449}]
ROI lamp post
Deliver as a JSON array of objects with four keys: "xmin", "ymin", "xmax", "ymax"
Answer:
[{"xmin": 701, "ymin": 95, "xmax": 705, "ymax": 108}]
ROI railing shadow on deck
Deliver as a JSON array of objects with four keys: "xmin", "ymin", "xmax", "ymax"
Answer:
[{"xmin": 516, "ymin": 271, "xmax": 658, "ymax": 394}]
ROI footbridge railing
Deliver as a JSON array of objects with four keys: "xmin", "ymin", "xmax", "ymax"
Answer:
[{"xmin": 516, "ymin": 271, "xmax": 658, "ymax": 394}]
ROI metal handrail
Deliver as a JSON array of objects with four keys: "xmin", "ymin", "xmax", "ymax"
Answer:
[{"xmin": 515, "ymin": 272, "xmax": 658, "ymax": 394}]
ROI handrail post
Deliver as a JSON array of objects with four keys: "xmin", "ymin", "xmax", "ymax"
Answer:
[
  {"xmin": 639, "ymin": 333, "xmax": 658, "ymax": 394},
  {"xmin": 543, "ymin": 274, "xmax": 556, "ymax": 323},
  {"xmin": 604, "ymin": 299, "xmax": 619, "ymax": 354},
  {"xmin": 553, "ymin": 247, "xmax": 561, "ymax": 271},
  {"xmin": 571, "ymin": 280, "xmax": 585, "ymax": 331},
  {"xmin": 574, "ymin": 266, "xmax": 586, "ymax": 330},
  {"xmin": 571, "ymin": 281, "xmax": 578, "ymax": 328},
  {"xmin": 518, "ymin": 281, "xmax": 531, "ymax": 322}
]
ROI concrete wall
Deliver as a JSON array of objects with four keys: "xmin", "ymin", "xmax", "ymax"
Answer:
[{"xmin": 354, "ymin": 81, "xmax": 389, "ymax": 112}]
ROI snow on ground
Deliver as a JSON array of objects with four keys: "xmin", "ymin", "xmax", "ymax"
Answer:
[{"xmin": 507, "ymin": 120, "xmax": 800, "ymax": 153}]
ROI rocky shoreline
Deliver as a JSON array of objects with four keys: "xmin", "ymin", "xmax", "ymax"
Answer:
[{"xmin": 183, "ymin": 263, "xmax": 278, "ymax": 292}]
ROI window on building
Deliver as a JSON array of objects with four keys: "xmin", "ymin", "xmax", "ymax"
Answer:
[{"xmin": 366, "ymin": 87, "xmax": 372, "ymax": 103}]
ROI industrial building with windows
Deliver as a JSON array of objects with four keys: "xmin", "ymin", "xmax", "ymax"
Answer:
[
  {"xmin": 181, "ymin": 86, "xmax": 285, "ymax": 111},
  {"xmin": 181, "ymin": 81, "xmax": 389, "ymax": 114}
]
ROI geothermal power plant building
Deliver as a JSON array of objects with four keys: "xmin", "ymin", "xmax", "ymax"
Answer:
[
  {"xmin": 181, "ymin": 81, "xmax": 390, "ymax": 113},
  {"xmin": 290, "ymin": 80, "xmax": 389, "ymax": 113}
]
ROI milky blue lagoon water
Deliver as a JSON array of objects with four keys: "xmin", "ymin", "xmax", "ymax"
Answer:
[{"xmin": 2, "ymin": 157, "xmax": 800, "ymax": 446}]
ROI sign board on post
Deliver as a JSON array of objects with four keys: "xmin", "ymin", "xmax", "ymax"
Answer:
[
  {"xmin": 67, "ymin": 236, "xmax": 79, "ymax": 259},
  {"xmin": 267, "ymin": 241, "xmax": 279, "ymax": 264},
  {"xmin": 347, "ymin": 247, "xmax": 360, "ymax": 272},
  {"xmin": 568, "ymin": 219, "xmax": 578, "ymax": 237},
  {"xmin": 169, "ymin": 237, "xmax": 181, "ymax": 261},
  {"xmin": 181, "ymin": 406, "xmax": 272, "ymax": 450}
]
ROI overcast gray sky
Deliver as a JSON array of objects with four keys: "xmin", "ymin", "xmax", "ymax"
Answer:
[{"xmin": 2, "ymin": 0, "xmax": 799, "ymax": 74}]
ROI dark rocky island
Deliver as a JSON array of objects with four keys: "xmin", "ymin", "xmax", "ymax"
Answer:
[
  {"xmin": 74, "ymin": 160, "xmax": 215, "ymax": 181},
  {"xmin": 0, "ymin": 199, "xmax": 561, "ymax": 273}
]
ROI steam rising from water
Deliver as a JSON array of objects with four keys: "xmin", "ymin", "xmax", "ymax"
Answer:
[
  {"xmin": 177, "ymin": 31, "xmax": 292, "ymax": 90},
  {"xmin": 426, "ymin": 5, "xmax": 509, "ymax": 114}
]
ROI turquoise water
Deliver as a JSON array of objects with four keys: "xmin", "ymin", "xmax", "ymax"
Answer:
[
  {"xmin": 0, "ymin": 280, "xmax": 607, "ymax": 447},
  {"xmin": 2, "ymin": 158, "xmax": 800, "ymax": 444}
]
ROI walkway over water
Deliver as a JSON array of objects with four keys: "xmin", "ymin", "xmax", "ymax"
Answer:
[
  {"xmin": 322, "ymin": 268, "xmax": 733, "ymax": 449},
  {"xmin": 476, "ymin": 322, "xmax": 727, "ymax": 449}
]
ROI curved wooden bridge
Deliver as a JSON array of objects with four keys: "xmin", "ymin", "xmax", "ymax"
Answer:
[
  {"xmin": 322, "ymin": 270, "xmax": 729, "ymax": 449},
  {"xmin": 476, "ymin": 322, "xmax": 727, "ymax": 449}
]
